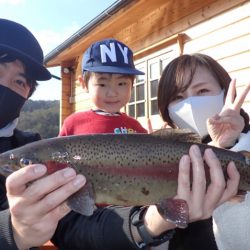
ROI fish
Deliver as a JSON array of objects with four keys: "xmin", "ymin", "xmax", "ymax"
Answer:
[{"xmin": 0, "ymin": 129, "xmax": 249, "ymax": 228}]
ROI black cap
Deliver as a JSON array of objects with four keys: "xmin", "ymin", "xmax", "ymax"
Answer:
[{"xmin": 0, "ymin": 19, "xmax": 51, "ymax": 81}]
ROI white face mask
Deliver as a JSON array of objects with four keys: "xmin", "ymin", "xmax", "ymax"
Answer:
[{"xmin": 168, "ymin": 91, "xmax": 224, "ymax": 138}]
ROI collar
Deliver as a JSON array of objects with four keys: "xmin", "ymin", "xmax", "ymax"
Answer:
[
  {"xmin": 0, "ymin": 118, "xmax": 18, "ymax": 137},
  {"xmin": 92, "ymin": 109, "xmax": 121, "ymax": 117}
]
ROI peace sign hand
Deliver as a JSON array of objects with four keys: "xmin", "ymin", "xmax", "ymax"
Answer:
[{"xmin": 207, "ymin": 79, "xmax": 250, "ymax": 148}]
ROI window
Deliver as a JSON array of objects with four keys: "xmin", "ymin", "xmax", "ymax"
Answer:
[
  {"xmin": 126, "ymin": 34, "xmax": 184, "ymax": 130},
  {"xmin": 148, "ymin": 51, "xmax": 176, "ymax": 117},
  {"xmin": 127, "ymin": 64, "xmax": 146, "ymax": 118}
]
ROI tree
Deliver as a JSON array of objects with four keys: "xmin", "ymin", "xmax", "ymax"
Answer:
[{"xmin": 17, "ymin": 100, "xmax": 60, "ymax": 139}]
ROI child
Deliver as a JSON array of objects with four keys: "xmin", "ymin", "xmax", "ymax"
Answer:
[{"xmin": 59, "ymin": 39, "xmax": 147, "ymax": 136}]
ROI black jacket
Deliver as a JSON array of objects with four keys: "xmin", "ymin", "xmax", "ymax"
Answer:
[
  {"xmin": 0, "ymin": 129, "xmax": 41, "ymax": 250},
  {"xmin": 52, "ymin": 206, "xmax": 140, "ymax": 250}
]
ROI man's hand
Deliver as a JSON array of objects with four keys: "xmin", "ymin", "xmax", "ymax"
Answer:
[{"xmin": 6, "ymin": 164, "xmax": 86, "ymax": 249}]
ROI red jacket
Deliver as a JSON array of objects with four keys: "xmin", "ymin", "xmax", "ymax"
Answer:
[{"xmin": 59, "ymin": 110, "xmax": 147, "ymax": 136}]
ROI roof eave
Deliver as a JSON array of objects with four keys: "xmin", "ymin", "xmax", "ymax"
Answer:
[{"xmin": 44, "ymin": 0, "xmax": 133, "ymax": 65}]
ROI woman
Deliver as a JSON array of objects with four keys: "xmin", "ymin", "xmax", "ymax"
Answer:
[{"xmin": 157, "ymin": 53, "xmax": 250, "ymax": 250}]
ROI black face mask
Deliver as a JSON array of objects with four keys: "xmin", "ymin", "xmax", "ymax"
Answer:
[{"xmin": 0, "ymin": 84, "xmax": 26, "ymax": 129}]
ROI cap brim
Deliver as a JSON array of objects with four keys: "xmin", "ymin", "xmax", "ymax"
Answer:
[
  {"xmin": 83, "ymin": 66, "xmax": 145, "ymax": 75},
  {"xmin": 0, "ymin": 44, "xmax": 51, "ymax": 81}
]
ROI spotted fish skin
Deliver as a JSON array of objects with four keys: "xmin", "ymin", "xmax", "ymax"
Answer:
[{"xmin": 0, "ymin": 132, "xmax": 249, "ymax": 208}]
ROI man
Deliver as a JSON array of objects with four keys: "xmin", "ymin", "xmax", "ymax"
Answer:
[{"xmin": 0, "ymin": 18, "xmax": 86, "ymax": 250}]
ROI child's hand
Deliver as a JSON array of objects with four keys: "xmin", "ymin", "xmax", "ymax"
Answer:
[
  {"xmin": 147, "ymin": 118, "xmax": 153, "ymax": 134},
  {"xmin": 207, "ymin": 79, "xmax": 250, "ymax": 148}
]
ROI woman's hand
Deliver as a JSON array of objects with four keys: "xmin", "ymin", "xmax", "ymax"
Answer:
[
  {"xmin": 143, "ymin": 145, "xmax": 240, "ymax": 237},
  {"xmin": 207, "ymin": 79, "xmax": 250, "ymax": 148},
  {"xmin": 6, "ymin": 164, "xmax": 86, "ymax": 250},
  {"xmin": 176, "ymin": 145, "xmax": 239, "ymax": 221}
]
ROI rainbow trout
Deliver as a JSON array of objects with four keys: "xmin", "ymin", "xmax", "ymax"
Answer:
[{"xmin": 0, "ymin": 129, "xmax": 249, "ymax": 227}]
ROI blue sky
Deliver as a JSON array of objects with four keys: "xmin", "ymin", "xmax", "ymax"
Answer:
[{"xmin": 0, "ymin": 0, "xmax": 117, "ymax": 100}]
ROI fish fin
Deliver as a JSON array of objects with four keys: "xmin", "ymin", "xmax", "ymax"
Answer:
[
  {"xmin": 156, "ymin": 198, "xmax": 189, "ymax": 229},
  {"xmin": 45, "ymin": 162, "xmax": 96, "ymax": 215},
  {"xmin": 239, "ymin": 151, "xmax": 250, "ymax": 165},
  {"xmin": 67, "ymin": 181, "xmax": 96, "ymax": 216},
  {"xmin": 151, "ymin": 128, "xmax": 202, "ymax": 144}
]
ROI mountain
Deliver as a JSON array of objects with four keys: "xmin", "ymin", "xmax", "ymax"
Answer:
[{"xmin": 17, "ymin": 100, "xmax": 60, "ymax": 139}]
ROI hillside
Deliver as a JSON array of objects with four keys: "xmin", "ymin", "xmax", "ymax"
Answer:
[{"xmin": 17, "ymin": 100, "xmax": 60, "ymax": 139}]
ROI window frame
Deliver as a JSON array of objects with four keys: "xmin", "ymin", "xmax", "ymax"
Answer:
[{"xmin": 126, "ymin": 34, "xmax": 185, "ymax": 130}]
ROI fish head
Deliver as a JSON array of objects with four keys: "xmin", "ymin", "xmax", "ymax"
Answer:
[
  {"xmin": 0, "ymin": 148, "xmax": 35, "ymax": 175},
  {"xmin": 0, "ymin": 138, "xmax": 69, "ymax": 176}
]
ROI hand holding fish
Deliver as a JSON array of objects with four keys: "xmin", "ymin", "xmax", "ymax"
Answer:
[
  {"xmin": 6, "ymin": 164, "xmax": 86, "ymax": 249},
  {"xmin": 207, "ymin": 79, "xmax": 250, "ymax": 148},
  {"xmin": 143, "ymin": 145, "xmax": 240, "ymax": 237},
  {"xmin": 176, "ymin": 145, "xmax": 239, "ymax": 220}
]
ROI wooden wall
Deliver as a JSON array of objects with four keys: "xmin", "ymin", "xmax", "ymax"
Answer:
[{"xmin": 182, "ymin": 0, "xmax": 250, "ymax": 113}]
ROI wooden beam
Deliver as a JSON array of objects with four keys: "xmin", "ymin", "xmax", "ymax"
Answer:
[{"xmin": 133, "ymin": 34, "xmax": 186, "ymax": 60}]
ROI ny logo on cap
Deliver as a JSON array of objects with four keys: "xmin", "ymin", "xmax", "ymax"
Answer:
[{"xmin": 100, "ymin": 42, "xmax": 129, "ymax": 64}]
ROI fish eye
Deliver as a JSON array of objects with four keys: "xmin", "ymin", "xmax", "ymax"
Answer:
[{"xmin": 20, "ymin": 158, "xmax": 32, "ymax": 167}]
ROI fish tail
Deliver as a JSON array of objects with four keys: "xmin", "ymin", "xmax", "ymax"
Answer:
[{"xmin": 156, "ymin": 198, "xmax": 189, "ymax": 229}]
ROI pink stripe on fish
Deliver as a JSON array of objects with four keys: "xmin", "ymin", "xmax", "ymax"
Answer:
[{"xmin": 89, "ymin": 163, "xmax": 179, "ymax": 180}]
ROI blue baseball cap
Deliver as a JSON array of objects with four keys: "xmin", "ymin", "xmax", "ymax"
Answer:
[{"xmin": 82, "ymin": 39, "xmax": 144, "ymax": 75}]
